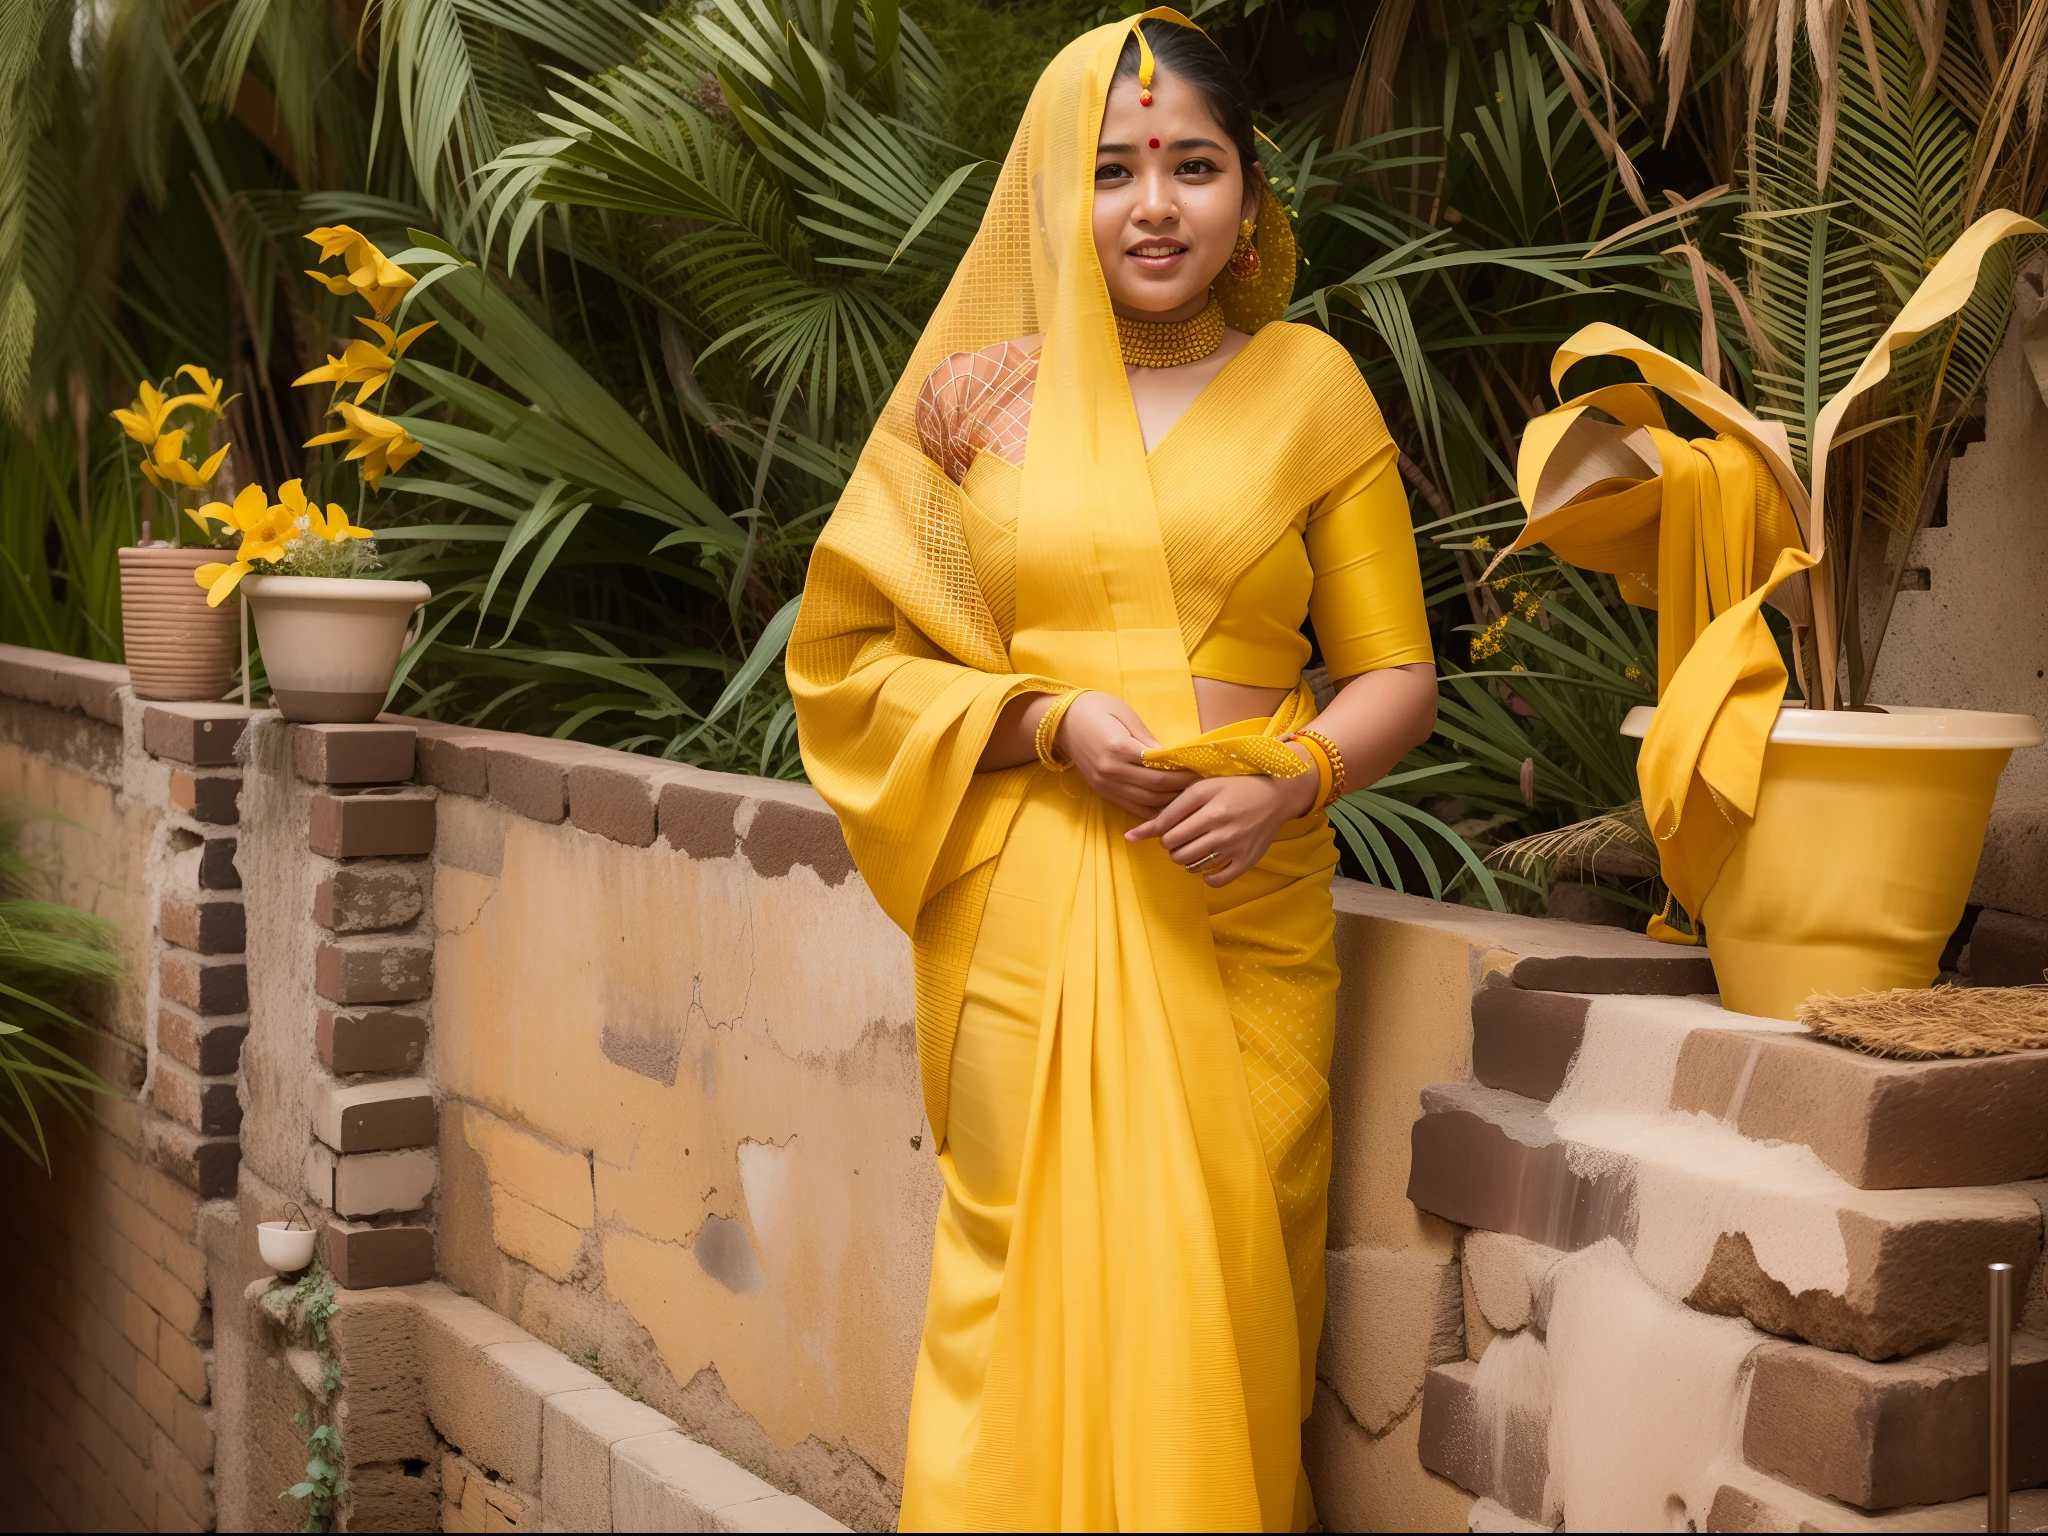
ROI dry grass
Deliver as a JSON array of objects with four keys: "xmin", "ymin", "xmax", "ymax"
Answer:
[{"xmin": 1798, "ymin": 985, "xmax": 2048, "ymax": 1058}]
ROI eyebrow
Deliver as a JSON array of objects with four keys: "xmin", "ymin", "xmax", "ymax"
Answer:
[{"xmin": 1097, "ymin": 136, "xmax": 1226, "ymax": 153}]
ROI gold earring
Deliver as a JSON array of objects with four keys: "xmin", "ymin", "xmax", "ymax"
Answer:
[{"xmin": 1227, "ymin": 219, "xmax": 1261, "ymax": 281}]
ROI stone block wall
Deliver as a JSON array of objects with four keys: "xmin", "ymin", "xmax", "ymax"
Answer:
[{"xmin": 13, "ymin": 637, "xmax": 1968, "ymax": 1534}]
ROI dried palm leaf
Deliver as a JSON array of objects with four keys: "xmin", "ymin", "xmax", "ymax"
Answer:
[{"xmin": 1488, "ymin": 800, "xmax": 1659, "ymax": 880}]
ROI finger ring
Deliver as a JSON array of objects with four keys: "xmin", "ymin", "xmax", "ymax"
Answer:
[{"xmin": 1185, "ymin": 851, "xmax": 1222, "ymax": 873}]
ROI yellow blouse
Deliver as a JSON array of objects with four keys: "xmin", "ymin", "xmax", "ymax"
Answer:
[{"xmin": 959, "ymin": 447, "xmax": 1431, "ymax": 688}]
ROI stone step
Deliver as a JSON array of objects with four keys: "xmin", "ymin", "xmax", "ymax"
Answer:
[
  {"xmin": 1420, "ymin": 1241, "xmax": 2048, "ymax": 1523},
  {"xmin": 1708, "ymin": 1463, "xmax": 2048, "ymax": 1531},
  {"xmin": 1747, "ymin": 1333, "xmax": 2048, "ymax": 1510},
  {"xmin": 1408, "ymin": 1079, "xmax": 2042, "ymax": 1358},
  {"xmin": 1471, "ymin": 972, "xmax": 2048, "ymax": 1190}
]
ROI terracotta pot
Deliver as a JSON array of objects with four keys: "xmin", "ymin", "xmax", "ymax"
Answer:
[
  {"xmin": 1621, "ymin": 704, "xmax": 2041, "ymax": 1017},
  {"xmin": 118, "ymin": 545, "xmax": 240, "ymax": 702},
  {"xmin": 242, "ymin": 575, "xmax": 431, "ymax": 723}
]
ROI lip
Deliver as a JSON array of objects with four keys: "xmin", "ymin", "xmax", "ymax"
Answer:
[{"xmin": 1125, "ymin": 241, "xmax": 1189, "ymax": 271}]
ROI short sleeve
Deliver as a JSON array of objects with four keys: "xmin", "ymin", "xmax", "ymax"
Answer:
[{"xmin": 1305, "ymin": 450, "xmax": 1434, "ymax": 678}]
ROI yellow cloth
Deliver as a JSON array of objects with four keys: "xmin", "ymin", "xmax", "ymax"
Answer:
[
  {"xmin": 787, "ymin": 10, "xmax": 1426, "ymax": 1529},
  {"xmin": 1507, "ymin": 211, "xmax": 2044, "ymax": 947},
  {"xmin": 959, "ymin": 383, "xmax": 1432, "ymax": 690}
]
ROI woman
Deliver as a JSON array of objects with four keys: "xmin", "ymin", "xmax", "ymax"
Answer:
[{"xmin": 789, "ymin": 11, "xmax": 1438, "ymax": 1530}]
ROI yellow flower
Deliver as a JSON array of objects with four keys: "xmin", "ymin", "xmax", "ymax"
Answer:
[
  {"xmin": 292, "ymin": 318, "xmax": 433, "ymax": 406},
  {"xmin": 139, "ymin": 428, "xmax": 231, "ymax": 491},
  {"xmin": 111, "ymin": 381, "xmax": 175, "ymax": 446},
  {"xmin": 306, "ymin": 402, "xmax": 423, "ymax": 489},
  {"xmin": 166, "ymin": 363, "xmax": 228, "ymax": 416},
  {"xmin": 1468, "ymin": 613, "xmax": 1510, "ymax": 664},
  {"xmin": 1471, "ymin": 534, "xmax": 1492, "ymax": 552},
  {"xmin": 276, "ymin": 478, "xmax": 373, "ymax": 542},
  {"xmin": 1624, "ymin": 664, "xmax": 1643, "ymax": 682},
  {"xmin": 191, "ymin": 484, "xmax": 291, "ymax": 606},
  {"xmin": 303, "ymin": 225, "xmax": 415, "ymax": 318}
]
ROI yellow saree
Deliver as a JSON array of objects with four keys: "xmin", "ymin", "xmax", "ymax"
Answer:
[{"xmin": 789, "ymin": 13, "xmax": 1425, "ymax": 1529}]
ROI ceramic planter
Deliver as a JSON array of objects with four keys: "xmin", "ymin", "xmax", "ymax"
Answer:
[
  {"xmin": 242, "ymin": 575, "xmax": 431, "ymax": 724},
  {"xmin": 118, "ymin": 544, "xmax": 240, "ymax": 702},
  {"xmin": 1622, "ymin": 704, "xmax": 2041, "ymax": 1018},
  {"xmin": 256, "ymin": 1220, "xmax": 317, "ymax": 1274}
]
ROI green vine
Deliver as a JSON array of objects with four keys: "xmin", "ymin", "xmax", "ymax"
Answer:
[{"xmin": 262, "ymin": 1255, "xmax": 349, "ymax": 1532}]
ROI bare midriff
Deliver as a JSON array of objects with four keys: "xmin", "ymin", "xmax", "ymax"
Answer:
[{"xmin": 1192, "ymin": 678, "xmax": 1290, "ymax": 733}]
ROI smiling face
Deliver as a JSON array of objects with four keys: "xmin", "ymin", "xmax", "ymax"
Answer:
[{"xmin": 1092, "ymin": 66, "xmax": 1261, "ymax": 323}]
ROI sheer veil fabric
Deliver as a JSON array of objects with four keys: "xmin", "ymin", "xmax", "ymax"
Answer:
[{"xmin": 790, "ymin": 11, "xmax": 1394, "ymax": 1529}]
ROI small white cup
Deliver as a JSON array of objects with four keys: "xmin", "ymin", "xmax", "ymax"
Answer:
[{"xmin": 258, "ymin": 1220, "xmax": 318, "ymax": 1274}]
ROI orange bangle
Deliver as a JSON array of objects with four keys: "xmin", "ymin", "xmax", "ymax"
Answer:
[
  {"xmin": 1292, "ymin": 735, "xmax": 1333, "ymax": 812},
  {"xmin": 1290, "ymin": 728, "xmax": 1348, "ymax": 808}
]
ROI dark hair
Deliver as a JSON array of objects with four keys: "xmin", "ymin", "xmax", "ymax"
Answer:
[{"xmin": 1112, "ymin": 21, "xmax": 1261, "ymax": 190}]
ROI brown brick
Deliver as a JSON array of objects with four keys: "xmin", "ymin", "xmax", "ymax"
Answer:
[
  {"xmin": 313, "ymin": 862, "xmax": 424, "ymax": 932},
  {"xmin": 156, "ymin": 1491, "xmax": 204, "ymax": 1533},
  {"xmin": 1969, "ymin": 907, "xmax": 2048, "ymax": 986},
  {"xmin": 0, "ymin": 643, "xmax": 128, "ymax": 722},
  {"xmin": 142, "ymin": 702, "xmax": 248, "ymax": 765},
  {"xmin": 134, "ymin": 1355, "xmax": 177, "ymax": 1433},
  {"xmin": 1412, "ymin": 1079, "xmax": 2042, "ymax": 1360},
  {"xmin": 196, "ymin": 833, "xmax": 240, "ymax": 890},
  {"xmin": 487, "ymin": 737, "xmax": 600, "ymax": 823},
  {"xmin": 740, "ymin": 795, "xmax": 855, "ymax": 885},
  {"xmin": 152, "ymin": 1424, "xmax": 215, "ymax": 1525},
  {"xmin": 313, "ymin": 1077, "xmax": 436, "ymax": 1153},
  {"xmin": 141, "ymin": 1117, "xmax": 239, "ymax": 1199},
  {"xmin": 172, "ymin": 1395, "xmax": 215, "ymax": 1470},
  {"xmin": 326, "ymin": 1220, "xmax": 435, "ymax": 1289},
  {"xmin": 1470, "ymin": 971, "xmax": 1589, "ymax": 1102},
  {"xmin": 155, "ymin": 1003, "xmax": 247, "ymax": 1076},
  {"xmin": 142, "ymin": 1165, "xmax": 199, "ymax": 1231},
  {"xmin": 149, "ymin": 1057, "xmax": 242, "ymax": 1136},
  {"xmin": 142, "ymin": 1260, "xmax": 205, "ymax": 1341},
  {"xmin": 316, "ymin": 1007, "xmax": 428, "ymax": 1074},
  {"xmin": 167, "ymin": 767, "xmax": 240, "ymax": 824},
  {"xmin": 1672, "ymin": 1026, "xmax": 2048, "ymax": 1189},
  {"xmin": 410, "ymin": 718, "xmax": 491, "ymax": 795},
  {"xmin": 102, "ymin": 1379, "xmax": 151, "ymax": 1457},
  {"xmin": 309, "ymin": 787, "xmax": 436, "ymax": 858},
  {"xmin": 659, "ymin": 781, "xmax": 742, "ymax": 859},
  {"xmin": 1416, "ymin": 1360, "xmax": 1550, "ymax": 1523},
  {"xmin": 315, "ymin": 936, "xmax": 432, "ymax": 1005},
  {"xmin": 161, "ymin": 1232, "xmax": 206, "ymax": 1300},
  {"xmin": 158, "ymin": 893, "xmax": 245, "ymax": 955},
  {"xmin": 294, "ymin": 721, "xmax": 418, "ymax": 784},
  {"xmin": 117, "ymin": 1286, "xmax": 158, "ymax": 1357},
  {"xmin": 158, "ymin": 949, "xmax": 247, "ymax": 1016},
  {"xmin": 1746, "ymin": 1335, "xmax": 2048, "ymax": 1508},
  {"xmin": 105, "ymin": 1186, "xmax": 167, "ymax": 1265},
  {"xmin": 157, "ymin": 1327, "xmax": 209, "ymax": 1404},
  {"xmin": 568, "ymin": 757, "xmax": 662, "ymax": 846}
]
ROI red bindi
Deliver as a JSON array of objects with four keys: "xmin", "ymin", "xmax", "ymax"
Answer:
[{"xmin": 1148, "ymin": 137, "xmax": 1160, "ymax": 149}]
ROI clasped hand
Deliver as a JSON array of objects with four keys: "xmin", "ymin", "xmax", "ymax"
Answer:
[{"xmin": 1055, "ymin": 692, "xmax": 1318, "ymax": 887}]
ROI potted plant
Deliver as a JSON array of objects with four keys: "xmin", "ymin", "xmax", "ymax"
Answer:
[
  {"xmin": 187, "ymin": 225, "xmax": 437, "ymax": 723},
  {"xmin": 110, "ymin": 366, "xmax": 241, "ymax": 701},
  {"xmin": 1503, "ymin": 212, "xmax": 2045, "ymax": 1018}
]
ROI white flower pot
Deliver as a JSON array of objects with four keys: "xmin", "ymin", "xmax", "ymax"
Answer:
[
  {"xmin": 242, "ymin": 575, "xmax": 431, "ymax": 723},
  {"xmin": 257, "ymin": 1220, "xmax": 318, "ymax": 1274}
]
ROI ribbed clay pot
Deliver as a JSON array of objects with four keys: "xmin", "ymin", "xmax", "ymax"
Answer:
[
  {"xmin": 242, "ymin": 575, "xmax": 431, "ymax": 723},
  {"xmin": 118, "ymin": 544, "xmax": 239, "ymax": 702}
]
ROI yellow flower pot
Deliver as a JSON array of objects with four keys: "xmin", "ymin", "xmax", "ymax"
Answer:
[{"xmin": 1621, "ymin": 704, "xmax": 2041, "ymax": 1018}]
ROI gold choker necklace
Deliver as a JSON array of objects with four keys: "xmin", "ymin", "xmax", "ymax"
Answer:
[{"xmin": 1116, "ymin": 297, "xmax": 1226, "ymax": 369}]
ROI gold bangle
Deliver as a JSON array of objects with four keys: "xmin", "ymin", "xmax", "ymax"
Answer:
[
  {"xmin": 1034, "ymin": 690, "xmax": 1083, "ymax": 771},
  {"xmin": 1293, "ymin": 736, "xmax": 1333, "ymax": 812},
  {"xmin": 1290, "ymin": 728, "xmax": 1347, "ymax": 808}
]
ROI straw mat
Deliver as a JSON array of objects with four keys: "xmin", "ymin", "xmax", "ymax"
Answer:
[{"xmin": 1797, "ymin": 984, "xmax": 2048, "ymax": 1059}]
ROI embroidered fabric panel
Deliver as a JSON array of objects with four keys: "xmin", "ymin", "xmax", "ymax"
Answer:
[{"xmin": 915, "ymin": 341, "xmax": 1041, "ymax": 485}]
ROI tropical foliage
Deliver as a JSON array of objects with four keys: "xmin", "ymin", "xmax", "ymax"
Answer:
[
  {"xmin": 5, "ymin": 0, "xmax": 2048, "ymax": 914},
  {"xmin": 0, "ymin": 811, "xmax": 121, "ymax": 1173}
]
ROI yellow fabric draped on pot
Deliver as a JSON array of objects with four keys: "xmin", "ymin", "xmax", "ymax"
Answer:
[
  {"xmin": 788, "ymin": 10, "xmax": 1422, "ymax": 1530},
  {"xmin": 1506, "ymin": 210, "xmax": 2045, "ymax": 942}
]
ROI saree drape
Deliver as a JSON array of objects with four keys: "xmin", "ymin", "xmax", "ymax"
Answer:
[{"xmin": 789, "ymin": 12, "xmax": 1403, "ymax": 1529}]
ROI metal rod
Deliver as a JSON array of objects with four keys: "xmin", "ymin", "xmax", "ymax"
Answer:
[{"xmin": 1990, "ymin": 1261, "xmax": 2014, "ymax": 1535}]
